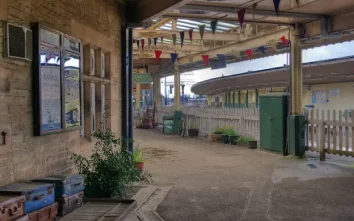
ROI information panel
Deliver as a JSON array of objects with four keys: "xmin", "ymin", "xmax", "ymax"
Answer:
[
  {"xmin": 34, "ymin": 24, "xmax": 82, "ymax": 136},
  {"xmin": 64, "ymin": 53, "xmax": 81, "ymax": 128},
  {"xmin": 40, "ymin": 48, "xmax": 62, "ymax": 132}
]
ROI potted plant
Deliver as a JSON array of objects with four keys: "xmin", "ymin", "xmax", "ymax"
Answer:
[
  {"xmin": 228, "ymin": 130, "xmax": 240, "ymax": 145},
  {"xmin": 222, "ymin": 128, "xmax": 233, "ymax": 144},
  {"xmin": 209, "ymin": 127, "xmax": 222, "ymax": 142},
  {"xmin": 188, "ymin": 122, "xmax": 199, "ymax": 137},
  {"xmin": 238, "ymin": 136, "xmax": 257, "ymax": 149},
  {"xmin": 133, "ymin": 146, "xmax": 144, "ymax": 170},
  {"xmin": 214, "ymin": 127, "xmax": 224, "ymax": 143}
]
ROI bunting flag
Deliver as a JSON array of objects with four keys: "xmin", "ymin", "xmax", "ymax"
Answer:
[
  {"xmin": 154, "ymin": 50, "xmax": 162, "ymax": 62},
  {"xmin": 199, "ymin": 25, "xmax": 205, "ymax": 40},
  {"xmin": 136, "ymin": 40, "xmax": 140, "ymax": 49},
  {"xmin": 295, "ymin": 0, "xmax": 300, "ymax": 7},
  {"xmin": 211, "ymin": 20, "xmax": 218, "ymax": 34},
  {"xmin": 180, "ymin": 31, "xmax": 185, "ymax": 48},
  {"xmin": 148, "ymin": 38, "xmax": 152, "ymax": 48},
  {"xmin": 153, "ymin": 38, "xmax": 158, "ymax": 47},
  {"xmin": 280, "ymin": 36, "xmax": 289, "ymax": 46},
  {"xmin": 268, "ymin": 40, "xmax": 278, "ymax": 51},
  {"xmin": 258, "ymin": 46, "xmax": 266, "ymax": 55},
  {"xmin": 246, "ymin": 49, "xmax": 252, "ymax": 59},
  {"xmin": 161, "ymin": 37, "xmax": 164, "ymax": 45},
  {"xmin": 237, "ymin": 8, "xmax": 246, "ymax": 29},
  {"xmin": 252, "ymin": 3, "xmax": 258, "ymax": 19},
  {"xmin": 133, "ymin": 39, "xmax": 136, "ymax": 44},
  {"xmin": 234, "ymin": 51, "xmax": 241, "ymax": 59},
  {"xmin": 273, "ymin": 0, "xmax": 281, "ymax": 16},
  {"xmin": 141, "ymin": 39, "xmax": 145, "ymax": 50},
  {"xmin": 188, "ymin": 29, "xmax": 193, "ymax": 41},
  {"xmin": 187, "ymin": 54, "xmax": 194, "ymax": 63},
  {"xmin": 171, "ymin": 34, "xmax": 177, "ymax": 46},
  {"xmin": 170, "ymin": 53, "xmax": 178, "ymax": 64},
  {"xmin": 201, "ymin": 55, "xmax": 209, "ymax": 66}
]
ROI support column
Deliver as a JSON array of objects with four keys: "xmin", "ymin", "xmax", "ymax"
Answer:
[
  {"xmin": 245, "ymin": 90, "xmax": 249, "ymax": 108},
  {"xmin": 232, "ymin": 92, "xmax": 235, "ymax": 108},
  {"xmin": 174, "ymin": 65, "xmax": 181, "ymax": 110},
  {"xmin": 135, "ymin": 83, "xmax": 141, "ymax": 110},
  {"xmin": 290, "ymin": 28, "xmax": 303, "ymax": 114},
  {"xmin": 153, "ymin": 74, "xmax": 161, "ymax": 106},
  {"xmin": 238, "ymin": 91, "xmax": 241, "ymax": 108},
  {"xmin": 256, "ymin": 89, "xmax": 259, "ymax": 108}
]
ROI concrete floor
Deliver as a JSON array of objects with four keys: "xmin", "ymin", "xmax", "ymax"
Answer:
[{"xmin": 135, "ymin": 129, "xmax": 354, "ymax": 221}]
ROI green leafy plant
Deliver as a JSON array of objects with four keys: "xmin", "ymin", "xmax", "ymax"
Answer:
[
  {"xmin": 70, "ymin": 110, "xmax": 149, "ymax": 198},
  {"xmin": 238, "ymin": 136, "xmax": 254, "ymax": 145},
  {"xmin": 133, "ymin": 146, "xmax": 144, "ymax": 163}
]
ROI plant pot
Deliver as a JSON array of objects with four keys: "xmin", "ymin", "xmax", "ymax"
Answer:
[
  {"xmin": 209, "ymin": 134, "xmax": 217, "ymax": 142},
  {"xmin": 134, "ymin": 162, "xmax": 144, "ymax": 170},
  {"xmin": 222, "ymin": 135, "xmax": 230, "ymax": 144},
  {"xmin": 248, "ymin": 140, "xmax": 258, "ymax": 149},
  {"xmin": 214, "ymin": 132, "xmax": 223, "ymax": 143},
  {"xmin": 188, "ymin": 129, "xmax": 199, "ymax": 137},
  {"xmin": 229, "ymin": 135, "xmax": 239, "ymax": 145}
]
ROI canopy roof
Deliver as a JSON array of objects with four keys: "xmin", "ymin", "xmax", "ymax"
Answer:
[{"xmin": 191, "ymin": 55, "xmax": 354, "ymax": 95}]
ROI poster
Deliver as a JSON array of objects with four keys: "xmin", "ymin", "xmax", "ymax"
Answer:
[
  {"xmin": 40, "ymin": 51, "xmax": 61, "ymax": 132},
  {"xmin": 312, "ymin": 90, "xmax": 327, "ymax": 104},
  {"xmin": 64, "ymin": 53, "xmax": 81, "ymax": 128},
  {"xmin": 329, "ymin": 88, "xmax": 340, "ymax": 97}
]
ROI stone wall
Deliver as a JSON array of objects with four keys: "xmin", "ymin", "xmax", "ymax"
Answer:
[{"xmin": 0, "ymin": 0, "xmax": 124, "ymax": 186}]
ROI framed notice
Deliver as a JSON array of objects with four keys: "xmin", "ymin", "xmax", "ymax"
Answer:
[{"xmin": 33, "ymin": 24, "xmax": 82, "ymax": 135}]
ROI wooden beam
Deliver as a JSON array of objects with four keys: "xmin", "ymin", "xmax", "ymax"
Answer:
[
  {"xmin": 133, "ymin": 0, "xmax": 194, "ymax": 22},
  {"xmin": 177, "ymin": 28, "xmax": 290, "ymax": 65},
  {"xmin": 181, "ymin": 4, "xmax": 325, "ymax": 19},
  {"xmin": 163, "ymin": 13, "xmax": 292, "ymax": 25},
  {"xmin": 134, "ymin": 29, "xmax": 243, "ymax": 41},
  {"xmin": 148, "ymin": 19, "xmax": 172, "ymax": 30},
  {"xmin": 133, "ymin": 43, "xmax": 205, "ymax": 52}
]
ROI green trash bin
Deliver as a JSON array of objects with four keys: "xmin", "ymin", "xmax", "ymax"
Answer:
[{"xmin": 163, "ymin": 115, "xmax": 174, "ymax": 134}]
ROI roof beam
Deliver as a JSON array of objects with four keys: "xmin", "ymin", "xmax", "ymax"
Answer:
[
  {"xmin": 133, "ymin": 43, "xmax": 205, "ymax": 52},
  {"xmin": 181, "ymin": 4, "xmax": 325, "ymax": 19},
  {"xmin": 148, "ymin": 19, "xmax": 171, "ymax": 30},
  {"xmin": 163, "ymin": 13, "xmax": 292, "ymax": 25},
  {"xmin": 134, "ymin": 29, "xmax": 242, "ymax": 41},
  {"xmin": 177, "ymin": 28, "xmax": 290, "ymax": 65},
  {"xmin": 131, "ymin": 0, "xmax": 193, "ymax": 22}
]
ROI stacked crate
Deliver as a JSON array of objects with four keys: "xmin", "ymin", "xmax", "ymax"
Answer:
[{"xmin": 32, "ymin": 174, "xmax": 85, "ymax": 217}]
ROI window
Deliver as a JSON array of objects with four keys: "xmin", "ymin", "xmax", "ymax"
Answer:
[{"xmin": 81, "ymin": 45, "xmax": 110, "ymax": 140}]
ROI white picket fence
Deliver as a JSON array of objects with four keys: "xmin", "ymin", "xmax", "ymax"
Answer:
[
  {"xmin": 156, "ymin": 106, "xmax": 260, "ymax": 140},
  {"xmin": 305, "ymin": 109, "xmax": 354, "ymax": 158}
]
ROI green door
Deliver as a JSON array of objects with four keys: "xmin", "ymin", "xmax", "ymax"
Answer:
[{"xmin": 260, "ymin": 93, "xmax": 287, "ymax": 153}]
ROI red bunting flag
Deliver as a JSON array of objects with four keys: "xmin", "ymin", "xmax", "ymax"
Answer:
[
  {"xmin": 201, "ymin": 55, "xmax": 209, "ymax": 66},
  {"xmin": 188, "ymin": 29, "xmax": 193, "ymax": 41},
  {"xmin": 280, "ymin": 36, "xmax": 289, "ymax": 46},
  {"xmin": 141, "ymin": 39, "xmax": 145, "ymax": 50},
  {"xmin": 246, "ymin": 49, "xmax": 252, "ymax": 59},
  {"xmin": 155, "ymin": 50, "xmax": 162, "ymax": 62},
  {"xmin": 237, "ymin": 8, "xmax": 246, "ymax": 29}
]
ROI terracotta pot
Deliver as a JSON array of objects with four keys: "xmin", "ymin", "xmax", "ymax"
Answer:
[
  {"xmin": 134, "ymin": 162, "xmax": 144, "ymax": 170},
  {"xmin": 214, "ymin": 133, "xmax": 223, "ymax": 143},
  {"xmin": 209, "ymin": 134, "xmax": 217, "ymax": 142},
  {"xmin": 188, "ymin": 129, "xmax": 199, "ymax": 137}
]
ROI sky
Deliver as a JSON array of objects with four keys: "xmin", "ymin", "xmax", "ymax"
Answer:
[{"xmin": 160, "ymin": 40, "xmax": 354, "ymax": 97}]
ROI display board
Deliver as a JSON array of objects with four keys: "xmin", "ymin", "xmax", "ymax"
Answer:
[{"xmin": 34, "ymin": 24, "xmax": 81, "ymax": 135}]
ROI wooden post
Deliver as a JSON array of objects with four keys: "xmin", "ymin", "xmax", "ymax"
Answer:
[
  {"xmin": 238, "ymin": 91, "xmax": 241, "ymax": 108},
  {"xmin": 339, "ymin": 110, "xmax": 343, "ymax": 154}
]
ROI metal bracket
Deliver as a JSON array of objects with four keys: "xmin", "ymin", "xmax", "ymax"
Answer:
[
  {"xmin": 321, "ymin": 17, "xmax": 330, "ymax": 37},
  {"xmin": 1, "ymin": 131, "xmax": 6, "ymax": 145}
]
